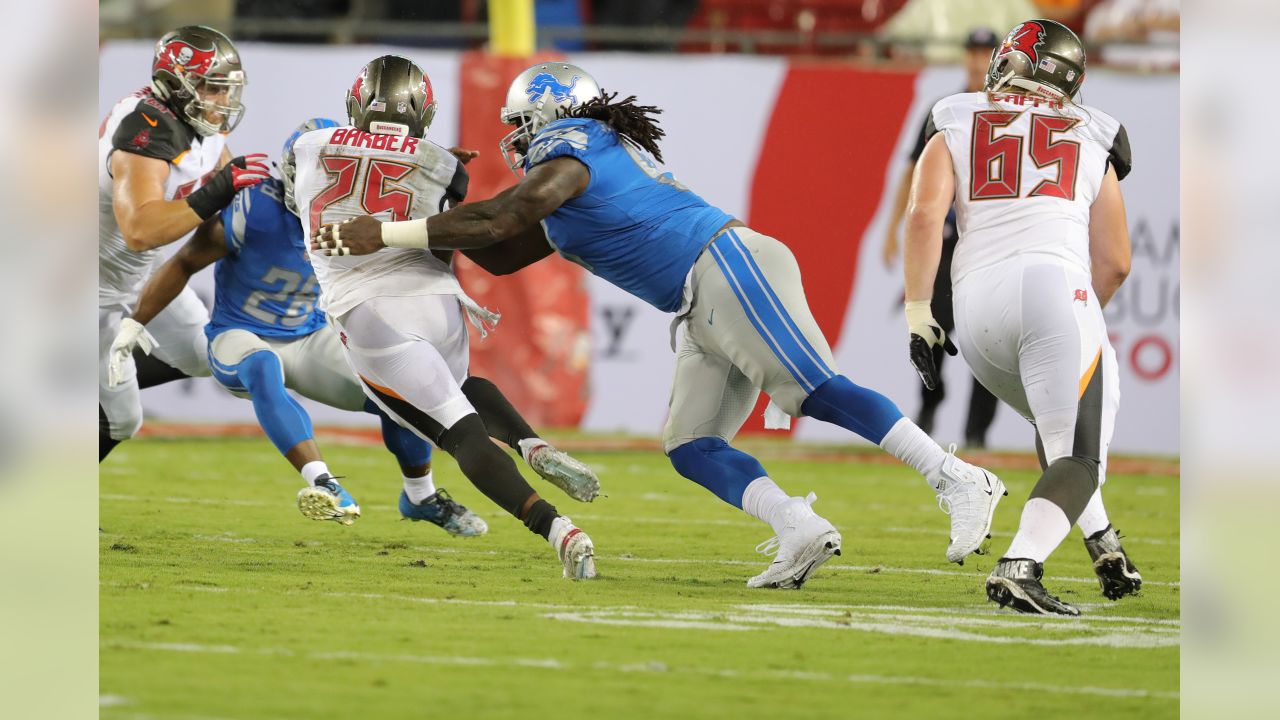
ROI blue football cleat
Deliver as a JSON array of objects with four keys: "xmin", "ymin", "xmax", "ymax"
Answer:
[
  {"xmin": 297, "ymin": 475, "xmax": 361, "ymax": 525},
  {"xmin": 399, "ymin": 489, "xmax": 488, "ymax": 537}
]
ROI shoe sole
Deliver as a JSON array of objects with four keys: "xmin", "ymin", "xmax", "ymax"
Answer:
[
  {"xmin": 536, "ymin": 455, "xmax": 601, "ymax": 503},
  {"xmin": 947, "ymin": 473, "xmax": 1007, "ymax": 564},
  {"xmin": 1093, "ymin": 553, "xmax": 1142, "ymax": 600},
  {"xmin": 985, "ymin": 577, "xmax": 1079, "ymax": 616},
  {"xmin": 748, "ymin": 531, "xmax": 842, "ymax": 589},
  {"xmin": 297, "ymin": 487, "xmax": 359, "ymax": 525}
]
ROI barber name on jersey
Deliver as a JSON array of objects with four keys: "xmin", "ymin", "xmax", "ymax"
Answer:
[{"xmin": 326, "ymin": 127, "xmax": 422, "ymax": 155}]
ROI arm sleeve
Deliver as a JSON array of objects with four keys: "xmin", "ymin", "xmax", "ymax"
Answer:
[
  {"xmin": 525, "ymin": 120, "xmax": 594, "ymax": 173},
  {"xmin": 110, "ymin": 105, "xmax": 190, "ymax": 163},
  {"xmin": 1107, "ymin": 124, "xmax": 1133, "ymax": 181}
]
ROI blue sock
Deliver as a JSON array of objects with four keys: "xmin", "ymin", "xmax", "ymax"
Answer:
[
  {"xmin": 667, "ymin": 437, "xmax": 769, "ymax": 508},
  {"xmin": 364, "ymin": 398, "xmax": 433, "ymax": 470},
  {"xmin": 800, "ymin": 375, "xmax": 904, "ymax": 444},
  {"xmin": 235, "ymin": 351, "xmax": 314, "ymax": 456}
]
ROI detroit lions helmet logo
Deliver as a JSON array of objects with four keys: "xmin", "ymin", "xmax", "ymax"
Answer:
[{"xmin": 525, "ymin": 73, "xmax": 581, "ymax": 106}]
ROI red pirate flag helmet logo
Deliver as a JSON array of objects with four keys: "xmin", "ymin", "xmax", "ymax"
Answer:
[
  {"xmin": 350, "ymin": 67, "xmax": 368, "ymax": 106},
  {"xmin": 154, "ymin": 40, "xmax": 217, "ymax": 78},
  {"xmin": 997, "ymin": 21, "xmax": 1047, "ymax": 67}
]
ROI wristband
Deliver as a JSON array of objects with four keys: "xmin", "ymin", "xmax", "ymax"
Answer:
[
  {"xmin": 382, "ymin": 219, "xmax": 430, "ymax": 249},
  {"xmin": 904, "ymin": 299, "xmax": 934, "ymax": 331}
]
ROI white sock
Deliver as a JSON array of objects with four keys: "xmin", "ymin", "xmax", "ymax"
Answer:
[
  {"xmin": 1004, "ymin": 498, "xmax": 1072, "ymax": 563},
  {"xmin": 1077, "ymin": 488, "xmax": 1111, "ymax": 538},
  {"xmin": 741, "ymin": 477, "xmax": 790, "ymax": 532},
  {"xmin": 548, "ymin": 515, "xmax": 573, "ymax": 552},
  {"xmin": 300, "ymin": 461, "xmax": 331, "ymax": 487},
  {"xmin": 403, "ymin": 471, "xmax": 437, "ymax": 504},
  {"xmin": 879, "ymin": 418, "xmax": 947, "ymax": 485}
]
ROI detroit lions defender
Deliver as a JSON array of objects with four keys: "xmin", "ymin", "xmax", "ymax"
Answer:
[
  {"xmin": 112, "ymin": 118, "xmax": 598, "ymax": 535},
  {"xmin": 314, "ymin": 63, "xmax": 1008, "ymax": 589},
  {"xmin": 293, "ymin": 57, "xmax": 600, "ymax": 580},
  {"xmin": 903, "ymin": 20, "xmax": 1142, "ymax": 614},
  {"xmin": 100, "ymin": 25, "xmax": 269, "ymax": 462}
]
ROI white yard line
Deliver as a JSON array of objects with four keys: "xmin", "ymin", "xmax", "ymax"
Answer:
[{"xmin": 102, "ymin": 639, "xmax": 1177, "ymax": 701}]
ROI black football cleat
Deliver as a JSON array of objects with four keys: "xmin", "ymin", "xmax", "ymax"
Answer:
[
  {"xmin": 1084, "ymin": 525, "xmax": 1143, "ymax": 600},
  {"xmin": 986, "ymin": 558, "xmax": 1080, "ymax": 616}
]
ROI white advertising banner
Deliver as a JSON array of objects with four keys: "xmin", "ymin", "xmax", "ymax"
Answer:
[{"xmin": 99, "ymin": 43, "xmax": 1178, "ymax": 454}]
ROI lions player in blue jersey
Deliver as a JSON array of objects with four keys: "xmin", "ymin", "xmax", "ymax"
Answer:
[
  {"xmin": 315, "ymin": 65, "xmax": 1006, "ymax": 588},
  {"xmin": 114, "ymin": 118, "xmax": 597, "ymax": 533}
]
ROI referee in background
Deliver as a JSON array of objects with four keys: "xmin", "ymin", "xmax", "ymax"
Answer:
[{"xmin": 882, "ymin": 27, "xmax": 1001, "ymax": 447}]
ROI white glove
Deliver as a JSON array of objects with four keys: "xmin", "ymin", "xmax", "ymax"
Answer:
[{"xmin": 107, "ymin": 318, "xmax": 156, "ymax": 389}]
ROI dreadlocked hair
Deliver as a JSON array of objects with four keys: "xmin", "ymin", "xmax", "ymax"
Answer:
[{"xmin": 566, "ymin": 89, "xmax": 666, "ymax": 163}]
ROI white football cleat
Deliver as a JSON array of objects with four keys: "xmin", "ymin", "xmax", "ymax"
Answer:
[
  {"xmin": 521, "ymin": 439, "xmax": 601, "ymax": 502},
  {"xmin": 747, "ymin": 493, "xmax": 842, "ymax": 589},
  {"xmin": 548, "ymin": 516, "xmax": 597, "ymax": 580},
  {"xmin": 928, "ymin": 445, "xmax": 1006, "ymax": 564}
]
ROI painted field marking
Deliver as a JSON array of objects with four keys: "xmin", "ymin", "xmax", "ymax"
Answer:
[
  {"xmin": 542, "ymin": 605, "xmax": 1178, "ymax": 648},
  {"xmin": 101, "ymin": 639, "xmax": 1177, "ymax": 701},
  {"xmin": 100, "ymin": 580, "xmax": 1177, "ymax": 649}
]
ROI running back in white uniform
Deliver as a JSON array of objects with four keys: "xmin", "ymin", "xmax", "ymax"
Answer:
[
  {"xmin": 290, "ymin": 125, "xmax": 486, "ymax": 435},
  {"xmin": 99, "ymin": 88, "xmax": 224, "ymax": 439},
  {"xmin": 928, "ymin": 91, "xmax": 1131, "ymax": 283},
  {"xmin": 290, "ymin": 126, "xmax": 468, "ymax": 317},
  {"xmin": 927, "ymin": 90, "xmax": 1132, "ymax": 482}
]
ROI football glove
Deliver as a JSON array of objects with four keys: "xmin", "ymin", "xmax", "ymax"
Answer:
[
  {"xmin": 107, "ymin": 318, "xmax": 156, "ymax": 389},
  {"xmin": 906, "ymin": 300, "xmax": 956, "ymax": 391},
  {"xmin": 186, "ymin": 153, "xmax": 271, "ymax": 220}
]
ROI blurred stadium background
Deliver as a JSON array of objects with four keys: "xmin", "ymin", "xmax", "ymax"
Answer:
[{"xmin": 98, "ymin": 0, "xmax": 1179, "ymax": 454}]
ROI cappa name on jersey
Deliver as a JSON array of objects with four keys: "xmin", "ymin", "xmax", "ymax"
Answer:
[{"xmin": 328, "ymin": 128, "xmax": 420, "ymax": 154}]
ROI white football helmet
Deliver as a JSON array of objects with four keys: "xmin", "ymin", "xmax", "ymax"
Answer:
[{"xmin": 499, "ymin": 62, "xmax": 601, "ymax": 174}]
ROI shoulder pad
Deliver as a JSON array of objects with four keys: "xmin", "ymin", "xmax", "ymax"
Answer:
[
  {"xmin": 111, "ymin": 101, "xmax": 193, "ymax": 163},
  {"xmin": 527, "ymin": 121, "xmax": 595, "ymax": 167},
  {"xmin": 1108, "ymin": 124, "xmax": 1132, "ymax": 181}
]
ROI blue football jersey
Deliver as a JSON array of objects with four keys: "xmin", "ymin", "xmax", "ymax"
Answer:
[
  {"xmin": 206, "ymin": 179, "xmax": 325, "ymax": 340},
  {"xmin": 526, "ymin": 118, "xmax": 734, "ymax": 313}
]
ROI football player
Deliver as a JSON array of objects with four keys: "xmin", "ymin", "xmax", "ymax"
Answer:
[
  {"xmin": 100, "ymin": 25, "xmax": 269, "ymax": 462},
  {"xmin": 314, "ymin": 63, "xmax": 1009, "ymax": 589},
  {"xmin": 110, "ymin": 118, "xmax": 598, "ymax": 535},
  {"xmin": 901, "ymin": 19, "xmax": 1142, "ymax": 614},
  {"xmin": 292, "ymin": 56, "xmax": 601, "ymax": 579}
]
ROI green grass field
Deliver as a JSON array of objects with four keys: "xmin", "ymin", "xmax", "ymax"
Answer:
[{"xmin": 100, "ymin": 432, "xmax": 1179, "ymax": 720}]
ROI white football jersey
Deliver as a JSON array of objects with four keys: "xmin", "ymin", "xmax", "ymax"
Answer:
[
  {"xmin": 928, "ymin": 91, "xmax": 1131, "ymax": 282},
  {"xmin": 291, "ymin": 126, "xmax": 468, "ymax": 318},
  {"xmin": 98, "ymin": 88, "xmax": 226, "ymax": 306}
]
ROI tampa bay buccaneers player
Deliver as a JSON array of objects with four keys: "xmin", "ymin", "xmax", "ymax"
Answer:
[
  {"xmin": 99, "ymin": 25, "xmax": 268, "ymax": 461},
  {"xmin": 903, "ymin": 19, "xmax": 1143, "ymax": 614}
]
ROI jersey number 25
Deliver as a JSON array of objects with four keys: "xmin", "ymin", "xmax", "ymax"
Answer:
[
  {"xmin": 970, "ymin": 111, "xmax": 1080, "ymax": 201},
  {"xmin": 309, "ymin": 156, "xmax": 417, "ymax": 231}
]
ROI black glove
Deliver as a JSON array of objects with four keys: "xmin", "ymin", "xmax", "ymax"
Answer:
[
  {"xmin": 909, "ymin": 328, "xmax": 958, "ymax": 391},
  {"xmin": 905, "ymin": 300, "xmax": 957, "ymax": 391},
  {"xmin": 186, "ymin": 153, "xmax": 270, "ymax": 220}
]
